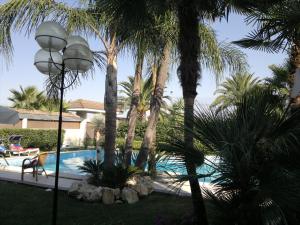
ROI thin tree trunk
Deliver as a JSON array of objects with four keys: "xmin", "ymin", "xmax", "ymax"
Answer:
[
  {"xmin": 177, "ymin": 1, "xmax": 208, "ymax": 224},
  {"xmin": 124, "ymin": 54, "xmax": 144, "ymax": 166},
  {"xmin": 135, "ymin": 41, "xmax": 171, "ymax": 169},
  {"xmin": 104, "ymin": 35, "xmax": 118, "ymax": 168}
]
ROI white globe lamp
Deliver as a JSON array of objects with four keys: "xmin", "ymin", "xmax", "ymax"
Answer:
[
  {"xmin": 66, "ymin": 35, "xmax": 89, "ymax": 48},
  {"xmin": 34, "ymin": 49, "xmax": 62, "ymax": 75},
  {"xmin": 63, "ymin": 44, "xmax": 93, "ymax": 73},
  {"xmin": 35, "ymin": 21, "xmax": 67, "ymax": 51}
]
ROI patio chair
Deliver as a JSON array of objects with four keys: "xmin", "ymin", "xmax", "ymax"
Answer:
[
  {"xmin": 7, "ymin": 135, "xmax": 39, "ymax": 156},
  {"xmin": 21, "ymin": 152, "xmax": 48, "ymax": 181}
]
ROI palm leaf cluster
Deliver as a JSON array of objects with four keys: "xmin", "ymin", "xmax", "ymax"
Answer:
[
  {"xmin": 119, "ymin": 76, "xmax": 169, "ymax": 120},
  {"xmin": 161, "ymin": 88, "xmax": 300, "ymax": 224},
  {"xmin": 0, "ymin": 0, "xmax": 105, "ymax": 98},
  {"xmin": 8, "ymin": 85, "xmax": 45, "ymax": 110},
  {"xmin": 8, "ymin": 85, "xmax": 68, "ymax": 111},
  {"xmin": 211, "ymin": 73, "xmax": 261, "ymax": 112},
  {"xmin": 266, "ymin": 62, "xmax": 291, "ymax": 99},
  {"xmin": 78, "ymin": 155, "xmax": 142, "ymax": 188},
  {"xmin": 189, "ymin": 89, "xmax": 300, "ymax": 225},
  {"xmin": 234, "ymin": 0, "xmax": 300, "ymax": 52}
]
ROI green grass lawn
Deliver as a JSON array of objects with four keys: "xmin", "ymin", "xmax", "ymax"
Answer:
[{"xmin": 0, "ymin": 181, "xmax": 192, "ymax": 225}]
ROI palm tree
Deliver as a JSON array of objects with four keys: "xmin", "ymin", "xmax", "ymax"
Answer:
[
  {"xmin": 233, "ymin": 0, "xmax": 300, "ymax": 105},
  {"xmin": 265, "ymin": 61, "xmax": 292, "ymax": 100},
  {"xmin": 8, "ymin": 85, "xmax": 45, "ymax": 110},
  {"xmin": 171, "ymin": 1, "xmax": 279, "ymax": 224},
  {"xmin": 95, "ymin": 0, "xmax": 174, "ymax": 168},
  {"xmin": 211, "ymin": 73, "xmax": 261, "ymax": 112},
  {"xmin": 135, "ymin": 24, "xmax": 249, "ymax": 168},
  {"xmin": 0, "ymin": 0, "xmax": 130, "ymax": 168},
  {"xmin": 119, "ymin": 76, "xmax": 153, "ymax": 120},
  {"xmin": 91, "ymin": 115, "xmax": 105, "ymax": 153},
  {"xmin": 187, "ymin": 89, "xmax": 300, "ymax": 225}
]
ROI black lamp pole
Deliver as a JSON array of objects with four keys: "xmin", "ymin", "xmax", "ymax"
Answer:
[
  {"xmin": 51, "ymin": 63, "xmax": 65, "ymax": 225},
  {"xmin": 34, "ymin": 23, "xmax": 92, "ymax": 225}
]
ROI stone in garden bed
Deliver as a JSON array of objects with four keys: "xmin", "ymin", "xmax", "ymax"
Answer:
[{"xmin": 68, "ymin": 175, "xmax": 154, "ymax": 204}]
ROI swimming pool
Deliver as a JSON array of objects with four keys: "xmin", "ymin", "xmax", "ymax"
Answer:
[{"xmin": 5, "ymin": 150, "xmax": 216, "ymax": 182}]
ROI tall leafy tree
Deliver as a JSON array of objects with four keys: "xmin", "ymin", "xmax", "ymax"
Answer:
[{"xmin": 211, "ymin": 73, "xmax": 261, "ymax": 112}]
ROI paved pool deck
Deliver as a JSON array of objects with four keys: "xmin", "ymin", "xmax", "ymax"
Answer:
[{"xmin": 0, "ymin": 163, "xmax": 213, "ymax": 196}]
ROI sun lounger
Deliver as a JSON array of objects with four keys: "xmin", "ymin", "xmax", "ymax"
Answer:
[
  {"xmin": 21, "ymin": 152, "xmax": 48, "ymax": 181},
  {"xmin": 7, "ymin": 135, "xmax": 40, "ymax": 156}
]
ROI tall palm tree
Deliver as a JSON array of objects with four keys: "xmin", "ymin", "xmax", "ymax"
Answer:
[
  {"xmin": 135, "ymin": 23, "xmax": 249, "ymax": 169},
  {"xmin": 8, "ymin": 85, "xmax": 45, "ymax": 110},
  {"xmin": 98, "ymin": 0, "xmax": 177, "ymax": 168},
  {"xmin": 233, "ymin": 0, "xmax": 300, "ymax": 105},
  {"xmin": 172, "ymin": 1, "xmax": 278, "ymax": 224},
  {"xmin": 211, "ymin": 73, "xmax": 261, "ymax": 112},
  {"xmin": 0, "ymin": 0, "xmax": 129, "ymax": 168}
]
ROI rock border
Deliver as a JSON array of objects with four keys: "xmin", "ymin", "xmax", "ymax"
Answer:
[{"xmin": 68, "ymin": 175, "xmax": 153, "ymax": 204}]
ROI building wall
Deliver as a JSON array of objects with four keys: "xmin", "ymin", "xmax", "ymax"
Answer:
[
  {"xmin": 0, "ymin": 120, "xmax": 80, "ymax": 129},
  {"xmin": 27, "ymin": 120, "xmax": 80, "ymax": 129},
  {"xmin": 0, "ymin": 119, "xmax": 82, "ymax": 147},
  {"xmin": 63, "ymin": 129, "xmax": 83, "ymax": 146},
  {"xmin": 0, "ymin": 121, "xmax": 22, "ymax": 129}
]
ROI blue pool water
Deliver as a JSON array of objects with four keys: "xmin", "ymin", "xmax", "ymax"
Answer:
[{"xmin": 6, "ymin": 150, "xmax": 216, "ymax": 182}]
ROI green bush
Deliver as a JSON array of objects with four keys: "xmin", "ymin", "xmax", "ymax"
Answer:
[
  {"xmin": 116, "ymin": 138, "xmax": 142, "ymax": 150},
  {"xmin": 83, "ymin": 137, "xmax": 95, "ymax": 149},
  {"xmin": 78, "ymin": 158, "xmax": 142, "ymax": 188},
  {"xmin": 0, "ymin": 128, "xmax": 64, "ymax": 151},
  {"xmin": 117, "ymin": 120, "xmax": 171, "ymax": 143},
  {"xmin": 117, "ymin": 121, "xmax": 147, "ymax": 140}
]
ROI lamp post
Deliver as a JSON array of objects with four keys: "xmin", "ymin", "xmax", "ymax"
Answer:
[{"xmin": 33, "ymin": 21, "xmax": 93, "ymax": 225}]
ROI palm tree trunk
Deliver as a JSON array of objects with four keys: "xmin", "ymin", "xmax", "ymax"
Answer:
[
  {"xmin": 135, "ymin": 41, "xmax": 171, "ymax": 169},
  {"xmin": 104, "ymin": 35, "xmax": 118, "ymax": 168},
  {"xmin": 177, "ymin": 1, "xmax": 208, "ymax": 224},
  {"xmin": 148, "ymin": 125, "xmax": 157, "ymax": 176},
  {"xmin": 184, "ymin": 96, "xmax": 208, "ymax": 225},
  {"xmin": 291, "ymin": 42, "xmax": 300, "ymax": 108},
  {"xmin": 124, "ymin": 54, "xmax": 144, "ymax": 166}
]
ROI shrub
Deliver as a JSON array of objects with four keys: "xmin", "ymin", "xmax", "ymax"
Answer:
[
  {"xmin": 78, "ymin": 159, "xmax": 102, "ymax": 186},
  {"xmin": 116, "ymin": 138, "xmax": 142, "ymax": 151},
  {"xmin": 83, "ymin": 137, "xmax": 95, "ymax": 149},
  {"xmin": 0, "ymin": 128, "xmax": 64, "ymax": 151},
  {"xmin": 78, "ymin": 157, "xmax": 142, "ymax": 188},
  {"xmin": 117, "ymin": 121, "xmax": 147, "ymax": 140}
]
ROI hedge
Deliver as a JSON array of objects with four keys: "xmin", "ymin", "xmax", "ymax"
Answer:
[
  {"xmin": 116, "ymin": 138, "xmax": 142, "ymax": 150},
  {"xmin": 0, "ymin": 128, "xmax": 64, "ymax": 151},
  {"xmin": 117, "ymin": 121, "xmax": 147, "ymax": 140}
]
